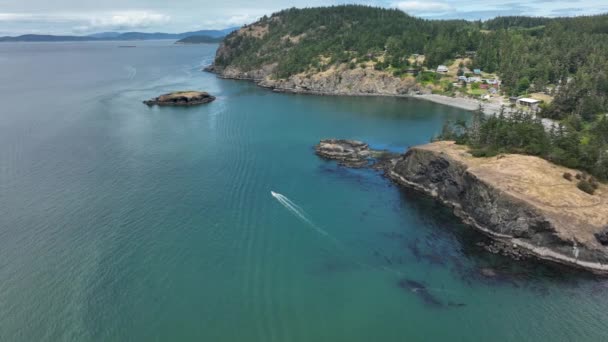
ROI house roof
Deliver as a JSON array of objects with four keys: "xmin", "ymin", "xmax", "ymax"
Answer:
[{"xmin": 518, "ymin": 98, "xmax": 541, "ymax": 104}]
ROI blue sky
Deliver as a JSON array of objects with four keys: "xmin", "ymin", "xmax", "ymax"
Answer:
[{"xmin": 1, "ymin": 0, "xmax": 607, "ymax": 35}]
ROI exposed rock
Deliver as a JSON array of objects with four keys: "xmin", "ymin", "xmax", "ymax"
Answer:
[
  {"xmin": 314, "ymin": 139, "xmax": 401, "ymax": 169},
  {"xmin": 143, "ymin": 91, "xmax": 215, "ymax": 106},
  {"xmin": 315, "ymin": 138, "xmax": 608, "ymax": 273},
  {"xmin": 388, "ymin": 141, "xmax": 608, "ymax": 274},
  {"xmin": 595, "ymin": 226, "xmax": 608, "ymax": 245},
  {"xmin": 258, "ymin": 66, "xmax": 420, "ymax": 96},
  {"xmin": 207, "ymin": 61, "xmax": 423, "ymax": 97},
  {"xmin": 315, "ymin": 139, "xmax": 371, "ymax": 167}
]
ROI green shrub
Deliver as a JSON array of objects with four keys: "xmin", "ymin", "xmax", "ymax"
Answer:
[
  {"xmin": 577, "ymin": 180, "xmax": 596, "ymax": 195},
  {"xmin": 563, "ymin": 172, "xmax": 573, "ymax": 181}
]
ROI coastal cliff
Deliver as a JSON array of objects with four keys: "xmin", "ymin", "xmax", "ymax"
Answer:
[
  {"xmin": 389, "ymin": 141, "xmax": 608, "ymax": 273},
  {"xmin": 208, "ymin": 63, "xmax": 421, "ymax": 96},
  {"xmin": 315, "ymin": 139, "xmax": 608, "ymax": 273},
  {"xmin": 204, "ymin": 7, "xmax": 430, "ymax": 97}
]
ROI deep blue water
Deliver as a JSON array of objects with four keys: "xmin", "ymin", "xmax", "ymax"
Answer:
[{"xmin": 1, "ymin": 40, "xmax": 607, "ymax": 341}]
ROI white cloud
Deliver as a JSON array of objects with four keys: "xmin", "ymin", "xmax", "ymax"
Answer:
[
  {"xmin": 393, "ymin": 1, "xmax": 452, "ymax": 13},
  {"xmin": 0, "ymin": 11, "xmax": 171, "ymax": 34},
  {"xmin": 87, "ymin": 11, "xmax": 170, "ymax": 31},
  {"xmin": 194, "ymin": 13, "xmax": 262, "ymax": 29}
]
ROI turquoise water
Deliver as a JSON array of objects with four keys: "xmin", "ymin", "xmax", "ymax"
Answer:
[{"xmin": 0, "ymin": 41, "xmax": 607, "ymax": 341}]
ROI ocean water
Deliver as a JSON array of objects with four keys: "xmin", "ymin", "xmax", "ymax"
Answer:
[{"xmin": 0, "ymin": 40, "xmax": 607, "ymax": 341}]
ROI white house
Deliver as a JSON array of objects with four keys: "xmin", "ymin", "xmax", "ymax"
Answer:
[
  {"xmin": 436, "ymin": 65, "xmax": 449, "ymax": 73},
  {"xmin": 517, "ymin": 98, "xmax": 541, "ymax": 110},
  {"xmin": 467, "ymin": 77, "xmax": 482, "ymax": 83}
]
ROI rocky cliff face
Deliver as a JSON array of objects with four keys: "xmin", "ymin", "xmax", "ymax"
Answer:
[
  {"xmin": 258, "ymin": 66, "xmax": 420, "ymax": 96},
  {"xmin": 208, "ymin": 42, "xmax": 422, "ymax": 96},
  {"xmin": 389, "ymin": 142, "xmax": 608, "ymax": 273}
]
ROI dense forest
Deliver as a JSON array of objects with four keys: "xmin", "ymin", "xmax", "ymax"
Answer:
[
  {"xmin": 215, "ymin": 6, "xmax": 608, "ymax": 180},
  {"xmin": 216, "ymin": 6, "xmax": 607, "ymax": 118}
]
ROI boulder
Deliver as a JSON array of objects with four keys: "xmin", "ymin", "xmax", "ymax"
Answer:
[
  {"xmin": 315, "ymin": 139, "xmax": 371, "ymax": 167},
  {"xmin": 595, "ymin": 226, "xmax": 608, "ymax": 246}
]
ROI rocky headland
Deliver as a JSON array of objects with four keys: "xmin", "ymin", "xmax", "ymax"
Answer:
[
  {"xmin": 316, "ymin": 139, "xmax": 608, "ymax": 274},
  {"xmin": 143, "ymin": 91, "xmax": 216, "ymax": 106}
]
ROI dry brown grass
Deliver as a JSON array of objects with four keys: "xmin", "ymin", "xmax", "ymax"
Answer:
[
  {"xmin": 237, "ymin": 24, "xmax": 269, "ymax": 39},
  {"xmin": 419, "ymin": 141, "xmax": 608, "ymax": 247}
]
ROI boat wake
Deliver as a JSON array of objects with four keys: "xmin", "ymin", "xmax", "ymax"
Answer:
[
  {"xmin": 270, "ymin": 190, "xmax": 404, "ymax": 277},
  {"xmin": 270, "ymin": 191, "xmax": 331, "ymax": 238}
]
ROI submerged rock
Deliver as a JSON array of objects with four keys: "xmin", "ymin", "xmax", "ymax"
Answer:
[
  {"xmin": 397, "ymin": 279, "xmax": 443, "ymax": 307},
  {"xmin": 143, "ymin": 91, "xmax": 216, "ymax": 106}
]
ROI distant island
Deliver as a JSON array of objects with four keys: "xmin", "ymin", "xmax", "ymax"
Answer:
[
  {"xmin": 0, "ymin": 27, "xmax": 237, "ymax": 43},
  {"xmin": 143, "ymin": 91, "xmax": 216, "ymax": 106},
  {"xmin": 175, "ymin": 35, "xmax": 224, "ymax": 44}
]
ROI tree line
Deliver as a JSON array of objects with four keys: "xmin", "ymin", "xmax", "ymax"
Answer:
[{"xmin": 438, "ymin": 107, "xmax": 608, "ymax": 182}]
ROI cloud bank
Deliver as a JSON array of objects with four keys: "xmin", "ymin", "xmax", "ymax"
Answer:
[{"xmin": 1, "ymin": 0, "xmax": 607, "ymax": 36}]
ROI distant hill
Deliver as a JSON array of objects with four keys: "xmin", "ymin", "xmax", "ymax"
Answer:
[
  {"xmin": 175, "ymin": 35, "xmax": 224, "ymax": 44},
  {"xmin": 0, "ymin": 27, "xmax": 237, "ymax": 42},
  {"xmin": 0, "ymin": 34, "xmax": 94, "ymax": 42},
  {"xmin": 86, "ymin": 32, "xmax": 122, "ymax": 39}
]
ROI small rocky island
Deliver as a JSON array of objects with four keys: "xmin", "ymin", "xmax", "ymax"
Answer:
[
  {"xmin": 316, "ymin": 139, "xmax": 608, "ymax": 274},
  {"xmin": 143, "ymin": 91, "xmax": 216, "ymax": 106},
  {"xmin": 315, "ymin": 139, "xmax": 397, "ymax": 169}
]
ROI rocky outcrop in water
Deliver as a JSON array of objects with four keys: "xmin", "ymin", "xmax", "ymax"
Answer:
[
  {"xmin": 144, "ymin": 91, "xmax": 215, "ymax": 106},
  {"xmin": 315, "ymin": 139, "xmax": 399, "ymax": 169},
  {"xmin": 315, "ymin": 139, "xmax": 371, "ymax": 167}
]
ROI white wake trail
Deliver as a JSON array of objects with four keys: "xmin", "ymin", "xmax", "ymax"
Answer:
[
  {"xmin": 271, "ymin": 190, "xmax": 407, "ymax": 277},
  {"xmin": 270, "ymin": 191, "xmax": 330, "ymax": 237}
]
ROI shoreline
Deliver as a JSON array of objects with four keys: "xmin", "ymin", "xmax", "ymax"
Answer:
[
  {"xmin": 210, "ymin": 69, "xmax": 559, "ymax": 129},
  {"xmin": 315, "ymin": 138, "xmax": 608, "ymax": 275},
  {"xmin": 213, "ymin": 67, "xmax": 603, "ymax": 274},
  {"xmin": 209, "ymin": 69, "xmax": 507, "ymax": 115},
  {"xmin": 389, "ymin": 170, "xmax": 608, "ymax": 275}
]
